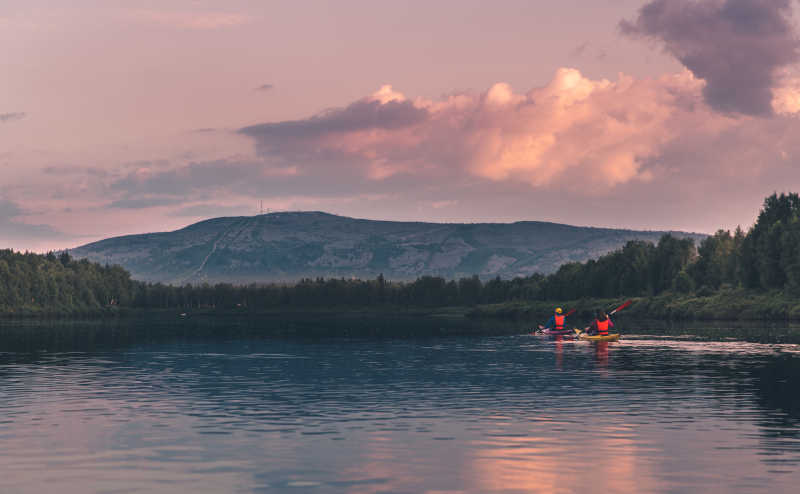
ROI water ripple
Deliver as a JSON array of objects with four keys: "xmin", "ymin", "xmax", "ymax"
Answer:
[{"xmin": 1, "ymin": 325, "xmax": 799, "ymax": 493}]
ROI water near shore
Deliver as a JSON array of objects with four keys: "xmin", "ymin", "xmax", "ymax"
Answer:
[{"xmin": 1, "ymin": 317, "xmax": 800, "ymax": 493}]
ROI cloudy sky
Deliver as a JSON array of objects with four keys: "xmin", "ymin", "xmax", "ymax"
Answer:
[{"xmin": 2, "ymin": 0, "xmax": 800, "ymax": 251}]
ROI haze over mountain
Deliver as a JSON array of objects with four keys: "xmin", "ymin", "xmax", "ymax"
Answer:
[{"xmin": 69, "ymin": 212, "xmax": 705, "ymax": 284}]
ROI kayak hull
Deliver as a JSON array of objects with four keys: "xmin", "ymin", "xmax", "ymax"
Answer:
[{"xmin": 579, "ymin": 333, "xmax": 620, "ymax": 342}]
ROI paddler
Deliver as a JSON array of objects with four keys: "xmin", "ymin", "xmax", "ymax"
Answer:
[
  {"xmin": 544, "ymin": 307, "xmax": 568, "ymax": 332},
  {"xmin": 586, "ymin": 310, "xmax": 613, "ymax": 336}
]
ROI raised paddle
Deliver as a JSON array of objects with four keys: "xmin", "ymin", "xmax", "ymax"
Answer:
[{"xmin": 609, "ymin": 299, "xmax": 633, "ymax": 316}]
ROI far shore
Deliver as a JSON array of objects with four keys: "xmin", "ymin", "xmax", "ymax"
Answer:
[{"xmin": 4, "ymin": 288, "xmax": 800, "ymax": 324}]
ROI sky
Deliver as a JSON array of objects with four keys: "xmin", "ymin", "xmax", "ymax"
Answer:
[{"xmin": 2, "ymin": 0, "xmax": 800, "ymax": 251}]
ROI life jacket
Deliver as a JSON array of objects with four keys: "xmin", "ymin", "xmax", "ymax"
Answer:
[
  {"xmin": 554, "ymin": 314, "xmax": 565, "ymax": 330},
  {"xmin": 596, "ymin": 319, "xmax": 609, "ymax": 335}
]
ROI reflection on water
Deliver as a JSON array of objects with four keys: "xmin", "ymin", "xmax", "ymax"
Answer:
[{"xmin": 1, "ymin": 317, "xmax": 800, "ymax": 493}]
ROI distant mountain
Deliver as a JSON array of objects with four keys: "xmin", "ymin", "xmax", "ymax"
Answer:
[{"xmin": 69, "ymin": 212, "xmax": 706, "ymax": 284}]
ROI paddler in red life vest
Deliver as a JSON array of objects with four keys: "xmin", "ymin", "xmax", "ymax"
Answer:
[
  {"xmin": 545, "ymin": 307, "xmax": 568, "ymax": 332},
  {"xmin": 587, "ymin": 311, "xmax": 613, "ymax": 336}
]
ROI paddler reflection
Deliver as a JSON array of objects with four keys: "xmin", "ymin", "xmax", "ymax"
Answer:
[
  {"xmin": 594, "ymin": 341, "xmax": 609, "ymax": 368},
  {"xmin": 554, "ymin": 337, "xmax": 563, "ymax": 369}
]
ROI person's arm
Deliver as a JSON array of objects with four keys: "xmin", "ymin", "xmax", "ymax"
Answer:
[
  {"xmin": 608, "ymin": 318, "xmax": 614, "ymax": 328},
  {"xmin": 545, "ymin": 315, "xmax": 555, "ymax": 329}
]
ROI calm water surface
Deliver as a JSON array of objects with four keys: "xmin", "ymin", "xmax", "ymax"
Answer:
[{"xmin": 1, "ymin": 317, "xmax": 800, "ymax": 493}]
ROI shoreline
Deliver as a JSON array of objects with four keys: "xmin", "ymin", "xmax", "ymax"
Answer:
[
  {"xmin": 3, "ymin": 288, "xmax": 800, "ymax": 323},
  {"xmin": 0, "ymin": 306, "xmax": 469, "ymax": 321}
]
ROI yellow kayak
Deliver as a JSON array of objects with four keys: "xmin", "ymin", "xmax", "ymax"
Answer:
[{"xmin": 578, "ymin": 333, "xmax": 620, "ymax": 342}]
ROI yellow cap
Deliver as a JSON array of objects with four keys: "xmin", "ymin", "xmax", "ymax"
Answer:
[{"xmin": 555, "ymin": 307, "xmax": 563, "ymax": 314}]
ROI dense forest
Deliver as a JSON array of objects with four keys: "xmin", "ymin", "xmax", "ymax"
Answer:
[
  {"xmin": 0, "ymin": 251, "xmax": 136, "ymax": 313},
  {"xmin": 2, "ymin": 193, "xmax": 800, "ymax": 316}
]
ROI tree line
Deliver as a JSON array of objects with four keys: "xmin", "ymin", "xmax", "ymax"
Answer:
[
  {"xmin": 2, "ymin": 193, "xmax": 800, "ymax": 313},
  {"xmin": 0, "ymin": 250, "xmax": 136, "ymax": 312},
  {"xmin": 522, "ymin": 193, "xmax": 800, "ymax": 299}
]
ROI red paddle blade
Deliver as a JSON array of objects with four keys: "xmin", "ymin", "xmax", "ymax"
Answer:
[
  {"xmin": 611, "ymin": 300, "xmax": 632, "ymax": 314},
  {"xmin": 565, "ymin": 308, "xmax": 577, "ymax": 317}
]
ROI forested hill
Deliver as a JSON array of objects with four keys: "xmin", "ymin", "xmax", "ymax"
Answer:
[
  {"xmin": 2, "ymin": 194, "xmax": 798, "ymax": 318},
  {"xmin": 69, "ymin": 212, "xmax": 704, "ymax": 284}
]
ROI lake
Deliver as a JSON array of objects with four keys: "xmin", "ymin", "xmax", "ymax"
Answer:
[{"xmin": 1, "ymin": 316, "xmax": 800, "ymax": 493}]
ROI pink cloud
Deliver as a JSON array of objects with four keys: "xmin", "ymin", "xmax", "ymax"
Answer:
[
  {"xmin": 241, "ymin": 68, "xmax": 722, "ymax": 190},
  {"xmin": 773, "ymin": 75, "xmax": 800, "ymax": 114},
  {"xmin": 126, "ymin": 9, "xmax": 252, "ymax": 30},
  {"xmin": 430, "ymin": 200, "xmax": 458, "ymax": 209}
]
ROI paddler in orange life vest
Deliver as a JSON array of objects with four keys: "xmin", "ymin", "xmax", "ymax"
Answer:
[
  {"xmin": 545, "ymin": 307, "xmax": 568, "ymax": 332},
  {"xmin": 587, "ymin": 310, "xmax": 613, "ymax": 336}
]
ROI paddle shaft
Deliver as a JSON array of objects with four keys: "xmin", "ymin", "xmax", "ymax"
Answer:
[{"xmin": 609, "ymin": 299, "xmax": 632, "ymax": 316}]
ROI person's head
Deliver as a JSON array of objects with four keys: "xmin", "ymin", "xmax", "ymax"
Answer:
[
  {"xmin": 597, "ymin": 310, "xmax": 607, "ymax": 320},
  {"xmin": 555, "ymin": 307, "xmax": 563, "ymax": 315}
]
